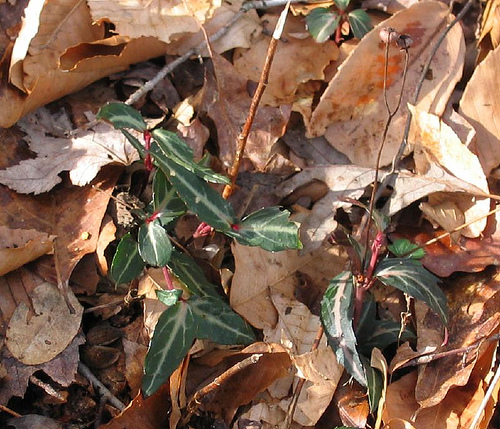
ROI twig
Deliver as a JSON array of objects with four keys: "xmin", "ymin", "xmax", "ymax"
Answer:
[
  {"xmin": 125, "ymin": 0, "xmax": 303, "ymax": 107},
  {"xmin": 0, "ymin": 404, "xmax": 21, "ymax": 418},
  {"xmin": 222, "ymin": 1, "xmax": 291, "ymax": 198},
  {"xmin": 379, "ymin": 0, "xmax": 477, "ymax": 195},
  {"xmin": 78, "ymin": 362, "xmax": 126, "ymax": 411}
]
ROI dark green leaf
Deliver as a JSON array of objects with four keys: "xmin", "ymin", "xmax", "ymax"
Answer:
[
  {"xmin": 358, "ymin": 319, "xmax": 415, "ymax": 355},
  {"xmin": 362, "ymin": 356, "xmax": 383, "ymax": 412},
  {"xmin": 374, "ymin": 259, "xmax": 448, "ymax": 324},
  {"xmin": 110, "ymin": 233, "xmax": 145, "ymax": 285},
  {"xmin": 347, "ymin": 9, "xmax": 373, "ymax": 39},
  {"xmin": 306, "ymin": 8, "xmax": 340, "ymax": 43},
  {"xmin": 150, "ymin": 142, "xmax": 237, "ymax": 231},
  {"xmin": 168, "ymin": 249, "xmax": 220, "ymax": 298},
  {"xmin": 156, "ymin": 289, "xmax": 183, "ymax": 306},
  {"xmin": 121, "ymin": 129, "xmax": 146, "ymax": 157},
  {"xmin": 321, "ymin": 271, "xmax": 367, "ymax": 386},
  {"xmin": 152, "ymin": 169, "xmax": 186, "ymax": 221},
  {"xmin": 189, "ymin": 296, "xmax": 255, "ymax": 344},
  {"xmin": 97, "ymin": 102, "xmax": 147, "ymax": 132},
  {"xmin": 388, "ymin": 238, "xmax": 425, "ymax": 260},
  {"xmin": 152, "ymin": 129, "xmax": 230, "ymax": 185},
  {"xmin": 230, "ymin": 207, "xmax": 302, "ymax": 251},
  {"xmin": 142, "ymin": 301, "xmax": 196, "ymax": 396},
  {"xmin": 138, "ymin": 220, "xmax": 172, "ymax": 266},
  {"xmin": 334, "ymin": 0, "xmax": 350, "ymax": 11}
]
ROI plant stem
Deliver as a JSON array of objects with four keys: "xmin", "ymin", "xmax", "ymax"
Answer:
[{"xmin": 162, "ymin": 266, "xmax": 175, "ymax": 290}]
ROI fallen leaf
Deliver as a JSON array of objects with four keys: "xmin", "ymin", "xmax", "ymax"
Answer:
[
  {"xmin": 233, "ymin": 14, "xmax": 339, "ymax": 107},
  {"xmin": 460, "ymin": 43, "xmax": 500, "ymax": 176},
  {"xmin": 410, "ymin": 105, "xmax": 489, "ymax": 238},
  {"xmin": 0, "ymin": 110, "xmax": 139, "ymax": 194},
  {"xmin": 200, "ymin": 52, "xmax": 291, "ymax": 170},
  {"xmin": 0, "ymin": 227, "xmax": 54, "ymax": 276},
  {"xmin": 230, "ymin": 242, "xmax": 347, "ymax": 329},
  {"xmin": 6, "ymin": 414, "xmax": 68, "ymax": 429},
  {"xmin": 276, "ymin": 165, "xmax": 376, "ymax": 252},
  {"xmin": 361, "ymin": 0, "xmax": 419, "ymax": 14},
  {"xmin": 306, "ymin": 1, "xmax": 465, "ymax": 167},
  {"xmin": 95, "ymin": 215, "xmax": 117, "ymax": 277}
]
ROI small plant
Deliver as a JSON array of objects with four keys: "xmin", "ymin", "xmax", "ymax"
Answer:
[
  {"xmin": 97, "ymin": 102, "xmax": 301, "ymax": 397},
  {"xmin": 306, "ymin": 0, "xmax": 373, "ymax": 43}
]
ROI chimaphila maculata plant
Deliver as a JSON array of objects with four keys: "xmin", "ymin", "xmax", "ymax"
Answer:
[{"xmin": 97, "ymin": 102, "xmax": 302, "ymax": 396}]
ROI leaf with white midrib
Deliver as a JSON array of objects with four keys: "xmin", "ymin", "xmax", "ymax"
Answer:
[
  {"xmin": 110, "ymin": 233, "xmax": 145, "ymax": 285},
  {"xmin": 138, "ymin": 220, "xmax": 172, "ymax": 267},
  {"xmin": 374, "ymin": 258, "xmax": 448, "ymax": 324},
  {"xmin": 321, "ymin": 271, "xmax": 367, "ymax": 386},
  {"xmin": 142, "ymin": 301, "xmax": 196, "ymax": 396}
]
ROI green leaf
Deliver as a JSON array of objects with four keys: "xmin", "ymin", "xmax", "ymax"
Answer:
[
  {"xmin": 388, "ymin": 238, "xmax": 425, "ymax": 260},
  {"xmin": 110, "ymin": 233, "xmax": 145, "ymax": 285},
  {"xmin": 334, "ymin": 0, "xmax": 350, "ymax": 11},
  {"xmin": 189, "ymin": 296, "xmax": 255, "ymax": 344},
  {"xmin": 142, "ymin": 301, "xmax": 196, "ymax": 396},
  {"xmin": 97, "ymin": 102, "xmax": 147, "ymax": 132},
  {"xmin": 230, "ymin": 207, "xmax": 302, "ymax": 251},
  {"xmin": 168, "ymin": 249, "xmax": 220, "ymax": 298},
  {"xmin": 321, "ymin": 271, "xmax": 367, "ymax": 386},
  {"xmin": 374, "ymin": 259, "xmax": 448, "ymax": 324},
  {"xmin": 138, "ymin": 220, "xmax": 173, "ymax": 267},
  {"xmin": 156, "ymin": 289, "xmax": 183, "ymax": 306},
  {"xmin": 152, "ymin": 129, "xmax": 230, "ymax": 185},
  {"xmin": 121, "ymin": 129, "xmax": 146, "ymax": 157},
  {"xmin": 358, "ymin": 319, "xmax": 415, "ymax": 355},
  {"xmin": 347, "ymin": 9, "xmax": 373, "ymax": 39},
  {"xmin": 150, "ymin": 141, "xmax": 237, "ymax": 231},
  {"xmin": 306, "ymin": 8, "xmax": 340, "ymax": 43},
  {"xmin": 363, "ymin": 356, "xmax": 383, "ymax": 412},
  {"xmin": 152, "ymin": 169, "xmax": 186, "ymax": 221}
]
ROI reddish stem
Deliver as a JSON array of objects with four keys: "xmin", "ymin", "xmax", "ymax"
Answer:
[
  {"xmin": 162, "ymin": 266, "xmax": 175, "ymax": 291},
  {"xmin": 143, "ymin": 130, "xmax": 153, "ymax": 171}
]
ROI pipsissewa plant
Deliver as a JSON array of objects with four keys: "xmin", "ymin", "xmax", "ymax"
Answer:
[
  {"xmin": 306, "ymin": 0, "xmax": 373, "ymax": 44},
  {"xmin": 97, "ymin": 102, "xmax": 301, "ymax": 396}
]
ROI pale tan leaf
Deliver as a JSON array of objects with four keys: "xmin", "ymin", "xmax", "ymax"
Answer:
[
  {"xmin": 460, "ymin": 44, "xmax": 500, "ymax": 176},
  {"xmin": 307, "ymin": 1, "xmax": 465, "ymax": 168},
  {"xmin": 88, "ymin": 0, "xmax": 221, "ymax": 44},
  {"xmin": 276, "ymin": 165, "xmax": 376, "ymax": 252},
  {"xmin": 410, "ymin": 105, "xmax": 490, "ymax": 237},
  {"xmin": 0, "ymin": 111, "xmax": 139, "ymax": 194},
  {"xmin": 6, "ymin": 282, "xmax": 83, "ymax": 365},
  {"xmin": 0, "ymin": 227, "xmax": 55, "ymax": 276},
  {"xmin": 233, "ymin": 14, "xmax": 339, "ymax": 107}
]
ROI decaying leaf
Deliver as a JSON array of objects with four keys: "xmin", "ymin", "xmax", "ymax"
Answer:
[
  {"xmin": 306, "ymin": 1, "xmax": 465, "ymax": 168},
  {"xmin": 410, "ymin": 105, "xmax": 490, "ymax": 238},
  {"xmin": 0, "ymin": 227, "xmax": 54, "ymax": 276},
  {"xmin": 0, "ymin": 111, "xmax": 138, "ymax": 194},
  {"xmin": 460, "ymin": 44, "xmax": 500, "ymax": 176}
]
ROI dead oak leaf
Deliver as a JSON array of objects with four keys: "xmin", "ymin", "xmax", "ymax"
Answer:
[{"xmin": 0, "ymin": 113, "xmax": 138, "ymax": 195}]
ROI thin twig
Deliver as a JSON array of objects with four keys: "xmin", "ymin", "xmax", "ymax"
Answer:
[
  {"xmin": 222, "ymin": 1, "xmax": 291, "ymax": 198},
  {"xmin": 125, "ymin": 0, "xmax": 303, "ymax": 106},
  {"xmin": 78, "ymin": 362, "xmax": 126, "ymax": 411}
]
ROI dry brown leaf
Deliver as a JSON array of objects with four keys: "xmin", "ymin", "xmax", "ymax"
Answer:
[
  {"xmin": 361, "ymin": 0, "xmax": 419, "ymax": 14},
  {"xmin": 276, "ymin": 165, "xmax": 376, "ymax": 252},
  {"xmin": 88, "ymin": 0, "xmax": 220, "ymax": 44},
  {"xmin": 306, "ymin": 1, "xmax": 465, "ymax": 168},
  {"xmin": 410, "ymin": 105, "xmax": 490, "ymax": 238},
  {"xmin": 200, "ymin": 52, "xmax": 290, "ymax": 170},
  {"xmin": 460, "ymin": 44, "xmax": 500, "ymax": 176},
  {"xmin": 0, "ymin": 227, "xmax": 54, "ymax": 276},
  {"xmin": 479, "ymin": 0, "xmax": 500, "ymax": 50},
  {"xmin": 95, "ymin": 215, "xmax": 116, "ymax": 276},
  {"xmin": 6, "ymin": 282, "xmax": 83, "ymax": 364},
  {"xmin": 0, "ymin": 110, "xmax": 139, "ymax": 195},
  {"xmin": 233, "ymin": 14, "xmax": 339, "ymax": 107},
  {"xmin": 230, "ymin": 242, "xmax": 347, "ymax": 329},
  {"xmin": 414, "ymin": 269, "xmax": 500, "ymax": 409}
]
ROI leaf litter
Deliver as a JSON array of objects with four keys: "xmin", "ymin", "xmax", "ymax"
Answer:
[{"xmin": 1, "ymin": 0, "xmax": 500, "ymax": 428}]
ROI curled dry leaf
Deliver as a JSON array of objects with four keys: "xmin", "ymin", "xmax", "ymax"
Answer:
[
  {"xmin": 460, "ymin": 44, "xmax": 500, "ymax": 176},
  {"xmin": 233, "ymin": 14, "xmax": 339, "ymax": 107},
  {"xmin": 0, "ymin": 226, "xmax": 55, "ymax": 276},
  {"xmin": 6, "ymin": 282, "xmax": 83, "ymax": 365},
  {"xmin": 0, "ymin": 112, "xmax": 139, "ymax": 194},
  {"xmin": 410, "ymin": 105, "xmax": 490, "ymax": 238},
  {"xmin": 306, "ymin": 1, "xmax": 465, "ymax": 168}
]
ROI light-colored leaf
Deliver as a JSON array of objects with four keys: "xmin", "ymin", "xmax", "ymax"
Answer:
[
  {"xmin": 460, "ymin": 44, "xmax": 500, "ymax": 176},
  {"xmin": 307, "ymin": 1, "xmax": 465, "ymax": 167},
  {"xmin": 321, "ymin": 271, "xmax": 367, "ymax": 386},
  {"xmin": 0, "ymin": 112, "xmax": 139, "ymax": 194}
]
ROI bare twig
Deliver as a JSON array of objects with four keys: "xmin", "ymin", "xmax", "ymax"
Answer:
[
  {"xmin": 222, "ymin": 1, "xmax": 291, "ymax": 198},
  {"xmin": 78, "ymin": 362, "xmax": 126, "ymax": 411}
]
